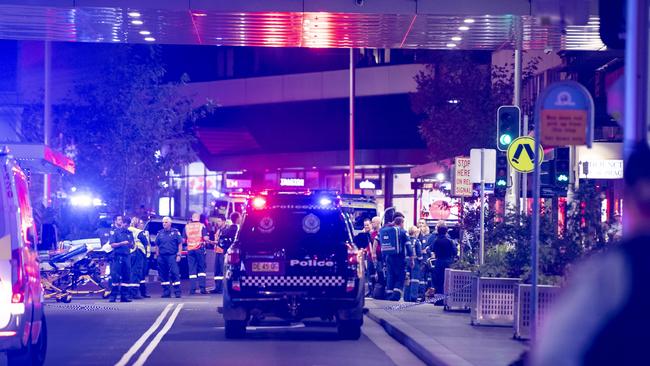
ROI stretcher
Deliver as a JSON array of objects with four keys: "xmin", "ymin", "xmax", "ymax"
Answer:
[{"xmin": 39, "ymin": 238, "xmax": 112, "ymax": 303}]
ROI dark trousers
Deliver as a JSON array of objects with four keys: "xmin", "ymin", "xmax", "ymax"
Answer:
[
  {"xmin": 214, "ymin": 253, "xmax": 224, "ymax": 293},
  {"xmin": 158, "ymin": 254, "xmax": 181, "ymax": 296},
  {"xmin": 110, "ymin": 254, "xmax": 131, "ymax": 299},
  {"xmin": 130, "ymin": 250, "xmax": 146, "ymax": 297},
  {"xmin": 433, "ymin": 259, "xmax": 452, "ymax": 294},
  {"xmin": 405, "ymin": 259, "xmax": 423, "ymax": 302},
  {"xmin": 385, "ymin": 254, "xmax": 406, "ymax": 301},
  {"xmin": 188, "ymin": 248, "xmax": 207, "ymax": 291}
]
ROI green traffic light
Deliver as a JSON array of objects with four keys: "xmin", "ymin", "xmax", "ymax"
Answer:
[
  {"xmin": 496, "ymin": 179, "xmax": 507, "ymax": 186},
  {"xmin": 499, "ymin": 134, "xmax": 512, "ymax": 146},
  {"xmin": 557, "ymin": 174, "xmax": 569, "ymax": 182}
]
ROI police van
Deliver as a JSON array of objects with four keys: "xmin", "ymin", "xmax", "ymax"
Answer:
[
  {"xmin": 220, "ymin": 191, "xmax": 365, "ymax": 339},
  {"xmin": 339, "ymin": 194, "xmax": 378, "ymax": 236},
  {"xmin": 0, "ymin": 150, "xmax": 47, "ymax": 365}
]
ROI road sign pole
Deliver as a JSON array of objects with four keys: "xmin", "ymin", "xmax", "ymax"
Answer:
[
  {"xmin": 521, "ymin": 115, "xmax": 529, "ymax": 215},
  {"xmin": 479, "ymin": 149, "xmax": 485, "ymax": 265},
  {"xmin": 531, "ymin": 116, "xmax": 542, "ymax": 344}
]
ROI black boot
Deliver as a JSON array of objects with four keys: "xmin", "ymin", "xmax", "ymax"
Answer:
[
  {"xmin": 174, "ymin": 285, "xmax": 182, "ymax": 298},
  {"xmin": 140, "ymin": 283, "xmax": 151, "ymax": 298},
  {"xmin": 161, "ymin": 285, "xmax": 171, "ymax": 298},
  {"xmin": 108, "ymin": 286, "xmax": 119, "ymax": 303},
  {"xmin": 131, "ymin": 287, "xmax": 142, "ymax": 300}
]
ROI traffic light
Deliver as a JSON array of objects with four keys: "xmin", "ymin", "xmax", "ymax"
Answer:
[
  {"xmin": 497, "ymin": 106, "xmax": 521, "ymax": 151},
  {"xmin": 495, "ymin": 154, "xmax": 508, "ymax": 197},
  {"xmin": 554, "ymin": 148, "xmax": 570, "ymax": 189}
]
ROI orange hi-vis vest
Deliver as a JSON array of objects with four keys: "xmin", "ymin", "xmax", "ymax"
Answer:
[{"xmin": 185, "ymin": 222, "xmax": 205, "ymax": 251}]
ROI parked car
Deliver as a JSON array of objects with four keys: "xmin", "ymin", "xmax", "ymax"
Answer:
[{"xmin": 0, "ymin": 150, "xmax": 47, "ymax": 365}]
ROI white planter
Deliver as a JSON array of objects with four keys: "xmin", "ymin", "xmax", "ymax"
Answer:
[
  {"xmin": 443, "ymin": 268, "xmax": 473, "ymax": 311},
  {"xmin": 514, "ymin": 284, "xmax": 561, "ymax": 339},
  {"xmin": 471, "ymin": 276, "xmax": 520, "ymax": 326}
]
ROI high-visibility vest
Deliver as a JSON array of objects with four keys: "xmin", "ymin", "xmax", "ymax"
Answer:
[
  {"xmin": 128, "ymin": 227, "xmax": 147, "ymax": 255},
  {"xmin": 185, "ymin": 222, "xmax": 205, "ymax": 251}
]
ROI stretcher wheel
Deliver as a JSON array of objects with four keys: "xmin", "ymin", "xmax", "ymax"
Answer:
[{"xmin": 61, "ymin": 294, "xmax": 72, "ymax": 303}]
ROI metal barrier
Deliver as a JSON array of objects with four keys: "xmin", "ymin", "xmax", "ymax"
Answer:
[
  {"xmin": 471, "ymin": 276, "xmax": 520, "ymax": 326},
  {"xmin": 443, "ymin": 268, "xmax": 473, "ymax": 311},
  {"xmin": 514, "ymin": 284, "xmax": 561, "ymax": 339}
]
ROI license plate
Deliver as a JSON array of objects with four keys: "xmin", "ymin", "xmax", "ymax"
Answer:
[{"xmin": 252, "ymin": 262, "xmax": 279, "ymax": 272}]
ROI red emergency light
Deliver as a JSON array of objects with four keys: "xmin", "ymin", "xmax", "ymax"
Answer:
[{"xmin": 252, "ymin": 197, "xmax": 266, "ymax": 209}]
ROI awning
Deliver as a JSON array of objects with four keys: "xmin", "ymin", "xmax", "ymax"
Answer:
[{"xmin": 4, "ymin": 144, "xmax": 75, "ymax": 175}]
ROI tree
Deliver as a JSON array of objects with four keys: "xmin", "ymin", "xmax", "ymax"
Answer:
[
  {"xmin": 22, "ymin": 44, "xmax": 211, "ymax": 214},
  {"xmin": 411, "ymin": 52, "xmax": 540, "ymax": 161}
]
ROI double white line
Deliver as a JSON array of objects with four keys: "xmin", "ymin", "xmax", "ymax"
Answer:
[{"xmin": 115, "ymin": 303, "xmax": 184, "ymax": 366}]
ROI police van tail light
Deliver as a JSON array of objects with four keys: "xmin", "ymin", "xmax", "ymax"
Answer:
[
  {"xmin": 226, "ymin": 246, "xmax": 241, "ymax": 265},
  {"xmin": 10, "ymin": 249, "xmax": 26, "ymax": 307},
  {"xmin": 231, "ymin": 280, "xmax": 241, "ymax": 292},
  {"xmin": 346, "ymin": 244, "xmax": 359, "ymax": 265},
  {"xmin": 346, "ymin": 279, "xmax": 356, "ymax": 292}
]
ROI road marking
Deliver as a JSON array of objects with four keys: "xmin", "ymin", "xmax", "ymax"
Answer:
[
  {"xmin": 132, "ymin": 303, "xmax": 184, "ymax": 366},
  {"xmin": 115, "ymin": 303, "xmax": 174, "ymax": 366}
]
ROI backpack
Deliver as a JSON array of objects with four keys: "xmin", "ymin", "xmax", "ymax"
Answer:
[{"xmin": 379, "ymin": 226, "xmax": 401, "ymax": 255}]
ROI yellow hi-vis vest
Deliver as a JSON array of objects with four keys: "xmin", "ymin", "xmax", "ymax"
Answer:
[
  {"xmin": 185, "ymin": 221, "xmax": 205, "ymax": 251},
  {"xmin": 128, "ymin": 227, "xmax": 147, "ymax": 255}
]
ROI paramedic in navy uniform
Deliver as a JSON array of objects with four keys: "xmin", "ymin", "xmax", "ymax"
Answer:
[{"xmin": 107, "ymin": 215, "xmax": 135, "ymax": 303}]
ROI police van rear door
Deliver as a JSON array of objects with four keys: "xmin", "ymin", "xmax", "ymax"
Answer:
[{"xmin": 238, "ymin": 206, "xmax": 350, "ymax": 282}]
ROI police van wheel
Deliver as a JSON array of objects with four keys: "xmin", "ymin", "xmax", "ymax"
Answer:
[
  {"xmin": 224, "ymin": 320, "xmax": 246, "ymax": 339},
  {"xmin": 337, "ymin": 320, "xmax": 362, "ymax": 340},
  {"xmin": 61, "ymin": 294, "xmax": 72, "ymax": 304}
]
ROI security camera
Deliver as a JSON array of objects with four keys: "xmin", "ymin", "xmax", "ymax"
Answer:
[{"xmin": 355, "ymin": 0, "xmax": 364, "ymax": 6}]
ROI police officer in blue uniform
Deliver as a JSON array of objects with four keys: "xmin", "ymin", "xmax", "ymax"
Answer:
[
  {"xmin": 108, "ymin": 215, "xmax": 135, "ymax": 303},
  {"xmin": 154, "ymin": 216, "xmax": 183, "ymax": 298}
]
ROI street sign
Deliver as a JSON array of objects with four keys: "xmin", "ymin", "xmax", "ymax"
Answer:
[
  {"xmin": 539, "ymin": 81, "xmax": 594, "ymax": 147},
  {"xmin": 470, "ymin": 149, "xmax": 496, "ymax": 183},
  {"xmin": 507, "ymin": 136, "xmax": 544, "ymax": 173},
  {"xmin": 452, "ymin": 157, "xmax": 472, "ymax": 197}
]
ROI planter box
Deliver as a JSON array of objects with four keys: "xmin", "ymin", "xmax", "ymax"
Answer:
[
  {"xmin": 471, "ymin": 276, "xmax": 520, "ymax": 326},
  {"xmin": 443, "ymin": 268, "xmax": 473, "ymax": 311},
  {"xmin": 514, "ymin": 284, "xmax": 561, "ymax": 339}
]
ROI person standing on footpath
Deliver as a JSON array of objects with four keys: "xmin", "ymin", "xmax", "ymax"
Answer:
[
  {"xmin": 184, "ymin": 213, "xmax": 210, "ymax": 295},
  {"xmin": 154, "ymin": 216, "xmax": 183, "ymax": 298},
  {"xmin": 107, "ymin": 215, "xmax": 135, "ymax": 303},
  {"xmin": 431, "ymin": 224, "xmax": 457, "ymax": 295},
  {"xmin": 379, "ymin": 214, "xmax": 413, "ymax": 301}
]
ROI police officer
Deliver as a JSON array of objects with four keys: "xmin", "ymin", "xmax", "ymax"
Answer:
[
  {"xmin": 210, "ymin": 215, "xmax": 227, "ymax": 294},
  {"xmin": 184, "ymin": 213, "xmax": 209, "ymax": 295},
  {"xmin": 108, "ymin": 215, "xmax": 135, "ymax": 303},
  {"xmin": 128, "ymin": 217, "xmax": 150, "ymax": 299},
  {"xmin": 155, "ymin": 216, "xmax": 183, "ymax": 298},
  {"xmin": 137, "ymin": 220, "xmax": 152, "ymax": 298}
]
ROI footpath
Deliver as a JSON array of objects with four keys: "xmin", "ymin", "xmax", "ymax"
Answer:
[{"xmin": 365, "ymin": 299, "xmax": 528, "ymax": 366}]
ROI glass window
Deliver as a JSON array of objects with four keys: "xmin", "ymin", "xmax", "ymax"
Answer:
[{"xmin": 12, "ymin": 165, "xmax": 36, "ymax": 247}]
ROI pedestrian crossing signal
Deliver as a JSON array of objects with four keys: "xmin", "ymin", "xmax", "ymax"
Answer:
[
  {"xmin": 497, "ymin": 106, "xmax": 521, "ymax": 151},
  {"xmin": 495, "ymin": 154, "xmax": 508, "ymax": 197}
]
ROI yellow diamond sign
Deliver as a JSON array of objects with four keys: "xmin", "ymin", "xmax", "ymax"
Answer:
[{"xmin": 506, "ymin": 136, "xmax": 544, "ymax": 173}]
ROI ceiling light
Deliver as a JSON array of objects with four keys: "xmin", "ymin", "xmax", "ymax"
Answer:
[
  {"xmin": 144, "ymin": 37, "xmax": 156, "ymax": 42},
  {"xmin": 128, "ymin": 12, "xmax": 141, "ymax": 18},
  {"xmin": 131, "ymin": 20, "xmax": 144, "ymax": 25},
  {"xmin": 464, "ymin": 18, "xmax": 475, "ymax": 23},
  {"xmin": 451, "ymin": 36, "xmax": 462, "ymax": 41},
  {"xmin": 192, "ymin": 12, "xmax": 207, "ymax": 17},
  {"xmin": 458, "ymin": 26, "xmax": 469, "ymax": 31},
  {"xmin": 446, "ymin": 43, "xmax": 457, "ymax": 48},
  {"xmin": 139, "ymin": 30, "xmax": 151, "ymax": 35}
]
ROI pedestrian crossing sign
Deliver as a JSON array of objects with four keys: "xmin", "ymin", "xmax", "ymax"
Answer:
[{"xmin": 506, "ymin": 136, "xmax": 544, "ymax": 173}]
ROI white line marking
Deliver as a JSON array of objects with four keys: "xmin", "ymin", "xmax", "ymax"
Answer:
[
  {"xmin": 115, "ymin": 303, "xmax": 174, "ymax": 366},
  {"xmin": 132, "ymin": 303, "xmax": 184, "ymax": 366}
]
